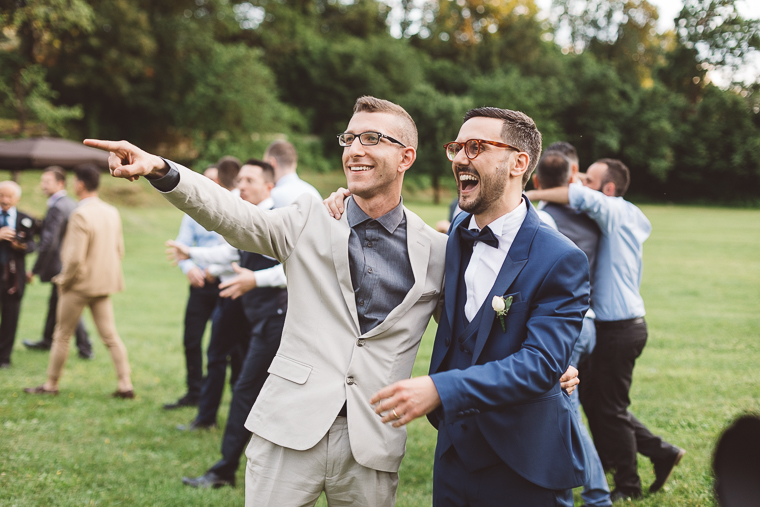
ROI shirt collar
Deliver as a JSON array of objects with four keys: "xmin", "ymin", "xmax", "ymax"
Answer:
[
  {"xmin": 346, "ymin": 197, "xmax": 405, "ymax": 234},
  {"xmin": 257, "ymin": 197, "xmax": 274, "ymax": 210},
  {"xmin": 1, "ymin": 207, "xmax": 15, "ymax": 216},
  {"xmin": 275, "ymin": 173, "xmax": 299, "ymax": 187},
  {"xmin": 467, "ymin": 198, "xmax": 526, "ymax": 236},
  {"xmin": 47, "ymin": 189, "xmax": 67, "ymax": 207},
  {"xmin": 78, "ymin": 197, "xmax": 97, "ymax": 206}
]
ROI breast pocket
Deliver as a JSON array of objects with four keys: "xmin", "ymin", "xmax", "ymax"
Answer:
[{"xmin": 268, "ymin": 354, "xmax": 313, "ymax": 385}]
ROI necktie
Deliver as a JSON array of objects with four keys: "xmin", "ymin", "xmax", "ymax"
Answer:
[
  {"xmin": 0, "ymin": 212, "xmax": 7, "ymax": 228},
  {"xmin": 459, "ymin": 223, "xmax": 499, "ymax": 248}
]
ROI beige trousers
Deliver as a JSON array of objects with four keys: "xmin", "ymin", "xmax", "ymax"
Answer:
[
  {"xmin": 245, "ymin": 416, "xmax": 398, "ymax": 507},
  {"xmin": 47, "ymin": 290, "xmax": 132, "ymax": 392}
]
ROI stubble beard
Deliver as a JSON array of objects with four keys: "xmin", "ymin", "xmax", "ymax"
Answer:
[{"xmin": 457, "ymin": 162, "xmax": 509, "ymax": 216}]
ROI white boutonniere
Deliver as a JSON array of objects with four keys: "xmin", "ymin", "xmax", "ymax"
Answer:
[
  {"xmin": 21, "ymin": 217, "xmax": 33, "ymax": 228},
  {"xmin": 491, "ymin": 295, "xmax": 513, "ymax": 332}
]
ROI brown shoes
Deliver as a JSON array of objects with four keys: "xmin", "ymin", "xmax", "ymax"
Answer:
[
  {"xmin": 24, "ymin": 385, "xmax": 59, "ymax": 395},
  {"xmin": 112, "ymin": 390, "xmax": 135, "ymax": 399}
]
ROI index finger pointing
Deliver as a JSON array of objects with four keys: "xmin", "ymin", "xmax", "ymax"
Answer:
[{"xmin": 84, "ymin": 139, "xmax": 121, "ymax": 152}]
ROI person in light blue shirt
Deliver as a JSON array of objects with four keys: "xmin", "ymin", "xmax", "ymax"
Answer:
[
  {"xmin": 263, "ymin": 140, "xmax": 321, "ymax": 207},
  {"xmin": 527, "ymin": 158, "xmax": 684, "ymax": 502},
  {"xmin": 163, "ymin": 167, "xmax": 227, "ymax": 410}
]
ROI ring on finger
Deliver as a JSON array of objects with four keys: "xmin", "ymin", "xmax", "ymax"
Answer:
[{"xmin": 392, "ymin": 408, "xmax": 401, "ymax": 420}]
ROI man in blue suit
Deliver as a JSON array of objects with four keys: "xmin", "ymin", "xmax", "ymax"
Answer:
[{"xmin": 370, "ymin": 107, "xmax": 590, "ymax": 506}]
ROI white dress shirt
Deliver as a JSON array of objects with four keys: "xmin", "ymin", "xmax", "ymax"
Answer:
[
  {"xmin": 270, "ymin": 173, "xmax": 321, "ymax": 209},
  {"xmin": 463, "ymin": 199, "xmax": 528, "ymax": 321}
]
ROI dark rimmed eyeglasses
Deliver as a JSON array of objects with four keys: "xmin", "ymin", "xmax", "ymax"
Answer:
[
  {"xmin": 337, "ymin": 131, "xmax": 406, "ymax": 148},
  {"xmin": 443, "ymin": 139, "xmax": 521, "ymax": 161}
]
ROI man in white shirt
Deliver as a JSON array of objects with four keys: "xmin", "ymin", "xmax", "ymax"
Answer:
[{"xmin": 263, "ymin": 140, "xmax": 321, "ymax": 207}]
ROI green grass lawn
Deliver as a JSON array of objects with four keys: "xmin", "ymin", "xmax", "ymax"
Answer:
[{"xmin": 0, "ymin": 172, "xmax": 758, "ymax": 506}]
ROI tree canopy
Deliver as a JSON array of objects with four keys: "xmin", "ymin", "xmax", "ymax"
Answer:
[{"xmin": 1, "ymin": 0, "xmax": 758, "ymax": 202}]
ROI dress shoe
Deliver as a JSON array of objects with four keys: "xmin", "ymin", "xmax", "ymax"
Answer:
[
  {"xmin": 0, "ymin": 362, "xmax": 10, "ymax": 369},
  {"xmin": 650, "ymin": 447, "xmax": 686, "ymax": 493},
  {"xmin": 163, "ymin": 394, "xmax": 199, "ymax": 410},
  {"xmin": 182, "ymin": 472, "xmax": 234, "ymax": 488},
  {"xmin": 177, "ymin": 419, "xmax": 217, "ymax": 431},
  {"xmin": 24, "ymin": 385, "xmax": 59, "ymax": 395},
  {"xmin": 78, "ymin": 349, "xmax": 94, "ymax": 360},
  {"xmin": 112, "ymin": 390, "xmax": 135, "ymax": 399},
  {"xmin": 23, "ymin": 339, "xmax": 51, "ymax": 351},
  {"xmin": 610, "ymin": 489, "xmax": 642, "ymax": 503}
]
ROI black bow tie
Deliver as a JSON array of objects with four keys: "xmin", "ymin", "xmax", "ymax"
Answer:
[{"xmin": 459, "ymin": 223, "xmax": 499, "ymax": 248}]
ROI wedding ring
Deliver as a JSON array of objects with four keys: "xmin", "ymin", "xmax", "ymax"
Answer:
[{"xmin": 392, "ymin": 408, "xmax": 401, "ymax": 420}]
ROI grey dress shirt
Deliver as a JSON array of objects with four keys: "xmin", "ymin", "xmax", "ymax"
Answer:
[{"xmin": 345, "ymin": 197, "xmax": 414, "ymax": 335}]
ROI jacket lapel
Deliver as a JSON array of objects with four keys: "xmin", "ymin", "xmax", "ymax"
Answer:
[
  {"xmin": 362, "ymin": 209, "xmax": 429, "ymax": 339},
  {"xmin": 444, "ymin": 212, "xmax": 469, "ymax": 328},
  {"xmin": 471, "ymin": 198, "xmax": 540, "ymax": 363},
  {"xmin": 330, "ymin": 204, "xmax": 361, "ymax": 335}
]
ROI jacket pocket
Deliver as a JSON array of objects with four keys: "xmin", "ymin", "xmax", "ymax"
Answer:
[{"xmin": 268, "ymin": 354, "xmax": 313, "ymax": 385}]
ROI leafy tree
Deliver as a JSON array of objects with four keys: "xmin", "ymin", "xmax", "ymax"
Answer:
[{"xmin": 0, "ymin": 0, "xmax": 93, "ymax": 135}]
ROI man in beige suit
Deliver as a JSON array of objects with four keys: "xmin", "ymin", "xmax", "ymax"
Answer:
[
  {"xmin": 85, "ymin": 97, "xmax": 446, "ymax": 506},
  {"xmin": 25, "ymin": 164, "xmax": 133, "ymax": 398}
]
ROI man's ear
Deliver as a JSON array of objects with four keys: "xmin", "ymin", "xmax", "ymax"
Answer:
[
  {"xmin": 397, "ymin": 147, "xmax": 417, "ymax": 175},
  {"xmin": 510, "ymin": 152, "xmax": 530, "ymax": 180},
  {"xmin": 602, "ymin": 181, "xmax": 616, "ymax": 197},
  {"xmin": 532, "ymin": 174, "xmax": 541, "ymax": 190}
]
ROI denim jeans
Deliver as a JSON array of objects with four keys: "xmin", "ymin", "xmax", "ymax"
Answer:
[{"xmin": 571, "ymin": 315, "xmax": 612, "ymax": 506}]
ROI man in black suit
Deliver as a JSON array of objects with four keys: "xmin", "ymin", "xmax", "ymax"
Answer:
[
  {"xmin": 0, "ymin": 181, "xmax": 37, "ymax": 368},
  {"xmin": 23, "ymin": 167, "xmax": 93, "ymax": 358}
]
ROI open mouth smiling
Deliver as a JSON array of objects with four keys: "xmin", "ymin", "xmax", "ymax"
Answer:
[
  {"xmin": 349, "ymin": 165, "xmax": 373, "ymax": 172},
  {"xmin": 458, "ymin": 171, "xmax": 480, "ymax": 193}
]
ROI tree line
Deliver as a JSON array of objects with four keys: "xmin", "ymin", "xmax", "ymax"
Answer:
[{"xmin": 1, "ymin": 0, "xmax": 759, "ymax": 203}]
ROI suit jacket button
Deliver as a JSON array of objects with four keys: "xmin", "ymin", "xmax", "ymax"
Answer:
[
  {"xmin": 346, "ymin": 376, "xmax": 355, "ymax": 385},
  {"xmin": 357, "ymin": 339, "xmax": 365, "ymax": 347}
]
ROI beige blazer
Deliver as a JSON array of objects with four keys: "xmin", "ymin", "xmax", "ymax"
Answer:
[
  {"xmin": 161, "ymin": 163, "xmax": 446, "ymax": 473},
  {"xmin": 55, "ymin": 197, "xmax": 125, "ymax": 296}
]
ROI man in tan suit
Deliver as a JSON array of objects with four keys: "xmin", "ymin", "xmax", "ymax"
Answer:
[
  {"xmin": 86, "ymin": 97, "xmax": 446, "ymax": 506},
  {"xmin": 25, "ymin": 164, "xmax": 133, "ymax": 398}
]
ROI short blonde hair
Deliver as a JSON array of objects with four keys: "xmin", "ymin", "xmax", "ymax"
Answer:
[{"xmin": 353, "ymin": 96, "xmax": 418, "ymax": 149}]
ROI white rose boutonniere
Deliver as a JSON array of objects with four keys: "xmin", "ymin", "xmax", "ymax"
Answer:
[
  {"xmin": 21, "ymin": 217, "xmax": 33, "ymax": 228},
  {"xmin": 491, "ymin": 295, "xmax": 514, "ymax": 332}
]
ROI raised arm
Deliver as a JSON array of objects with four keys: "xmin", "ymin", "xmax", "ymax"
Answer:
[{"xmin": 86, "ymin": 139, "xmax": 314, "ymax": 262}]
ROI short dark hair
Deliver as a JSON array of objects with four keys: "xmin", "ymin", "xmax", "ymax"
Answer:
[
  {"xmin": 545, "ymin": 141, "xmax": 579, "ymax": 167},
  {"xmin": 536, "ymin": 152, "xmax": 572, "ymax": 189},
  {"xmin": 216, "ymin": 156, "xmax": 241, "ymax": 190},
  {"xmin": 43, "ymin": 166, "xmax": 67, "ymax": 184},
  {"xmin": 462, "ymin": 107, "xmax": 542, "ymax": 189},
  {"xmin": 597, "ymin": 158, "xmax": 630, "ymax": 197},
  {"xmin": 264, "ymin": 140, "xmax": 298, "ymax": 171},
  {"xmin": 243, "ymin": 158, "xmax": 275, "ymax": 184},
  {"xmin": 73, "ymin": 163, "xmax": 100, "ymax": 191}
]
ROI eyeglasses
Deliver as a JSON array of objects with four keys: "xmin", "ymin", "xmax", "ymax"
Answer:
[
  {"xmin": 337, "ymin": 131, "xmax": 406, "ymax": 148},
  {"xmin": 443, "ymin": 139, "xmax": 521, "ymax": 161}
]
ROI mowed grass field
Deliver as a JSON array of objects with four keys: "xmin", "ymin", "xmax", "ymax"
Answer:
[{"xmin": 0, "ymin": 171, "xmax": 758, "ymax": 506}]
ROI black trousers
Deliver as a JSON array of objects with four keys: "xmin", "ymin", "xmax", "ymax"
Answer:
[
  {"xmin": 183, "ymin": 282, "xmax": 220, "ymax": 399},
  {"xmin": 580, "ymin": 318, "xmax": 675, "ymax": 495},
  {"xmin": 207, "ymin": 313, "xmax": 286, "ymax": 481},
  {"xmin": 41, "ymin": 284, "xmax": 91, "ymax": 354},
  {"xmin": 0, "ymin": 290, "xmax": 21, "ymax": 364},
  {"xmin": 195, "ymin": 296, "xmax": 248, "ymax": 425}
]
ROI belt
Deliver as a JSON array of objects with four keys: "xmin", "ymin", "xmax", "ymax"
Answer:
[{"xmin": 595, "ymin": 317, "xmax": 645, "ymax": 329}]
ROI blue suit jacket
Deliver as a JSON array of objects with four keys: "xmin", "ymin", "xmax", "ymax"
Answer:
[{"xmin": 428, "ymin": 198, "xmax": 590, "ymax": 490}]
